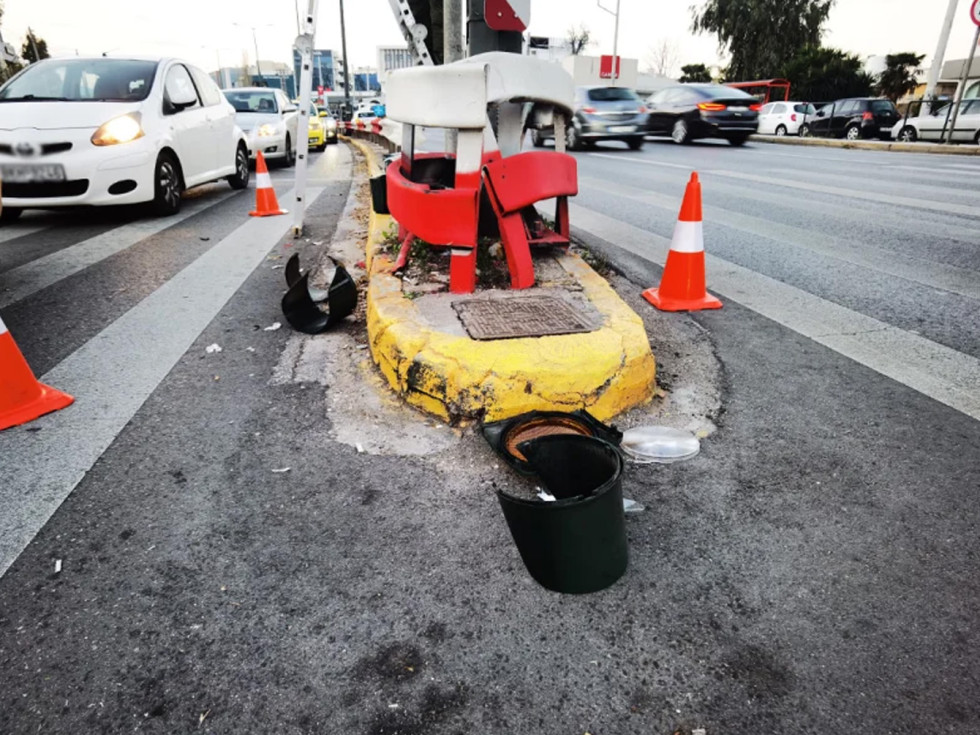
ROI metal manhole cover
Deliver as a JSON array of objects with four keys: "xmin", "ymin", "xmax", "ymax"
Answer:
[{"xmin": 452, "ymin": 295, "xmax": 597, "ymax": 340}]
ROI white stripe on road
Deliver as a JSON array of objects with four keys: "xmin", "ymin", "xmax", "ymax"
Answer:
[
  {"xmin": 0, "ymin": 192, "xmax": 237, "ymax": 309},
  {"xmin": 570, "ymin": 202, "xmax": 980, "ymax": 422},
  {"xmin": 0, "ymin": 187, "xmax": 322, "ymax": 578},
  {"xmin": 576, "ymin": 175, "xmax": 980, "ymax": 301},
  {"xmin": 0, "ymin": 224, "xmax": 46, "ymax": 245},
  {"xmin": 585, "ymin": 153, "xmax": 980, "ymax": 217}
]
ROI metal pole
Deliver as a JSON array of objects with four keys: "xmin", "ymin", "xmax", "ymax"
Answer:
[
  {"xmin": 253, "ymin": 28, "xmax": 263, "ymax": 81},
  {"xmin": 444, "ymin": 0, "xmax": 463, "ymax": 151},
  {"xmin": 293, "ymin": 0, "xmax": 320, "ymax": 237},
  {"xmin": 611, "ymin": 0, "xmax": 621, "ymax": 85},
  {"xmin": 27, "ymin": 27, "xmax": 40, "ymax": 63},
  {"xmin": 944, "ymin": 25, "xmax": 980, "ymax": 144},
  {"xmin": 339, "ymin": 0, "xmax": 352, "ymax": 117},
  {"xmin": 923, "ymin": 0, "xmax": 959, "ymax": 111}
]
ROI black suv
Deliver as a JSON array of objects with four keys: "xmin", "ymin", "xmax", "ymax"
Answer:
[{"xmin": 800, "ymin": 98, "xmax": 900, "ymax": 141}]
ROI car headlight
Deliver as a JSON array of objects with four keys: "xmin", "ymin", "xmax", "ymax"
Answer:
[
  {"xmin": 91, "ymin": 113, "xmax": 144, "ymax": 146},
  {"xmin": 325, "ymin": 120, "xmax": 337, "ymax": 131},
  {"xmin": 258, "ymin": 123, "xmax": 282, "ymax": 137}
]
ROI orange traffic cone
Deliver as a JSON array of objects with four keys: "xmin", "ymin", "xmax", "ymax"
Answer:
[
  {"xmin": 642, "ymin": 172, "xmax": 722, "ymax": 312},
  {"xmin": 0, "ymin": 316, "xmax": 74, "ymax": 431},
  {"xmin": 249, "ymin": 151, "xmax": 287, "ymax": 217}
]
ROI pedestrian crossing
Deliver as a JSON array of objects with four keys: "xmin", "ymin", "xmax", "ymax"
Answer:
[{"xmin": 0, "ymin": 146, "xmax": 352, "ymax": 578}]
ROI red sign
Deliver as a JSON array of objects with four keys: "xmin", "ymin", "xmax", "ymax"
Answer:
[
  {"xmin": 318, "ymin": 85, "xmax": 324, "ymax": 94},
  {"xmin": 972, "ymin": 0, "xmax": 980, "ymax": 27},
  {"xmin": 599, "ymin": 55, "xmax": 621, "ymax": 80},
  {"xmin": 484, "ymin": 0, "xmax": 530, "ymax": 32}
]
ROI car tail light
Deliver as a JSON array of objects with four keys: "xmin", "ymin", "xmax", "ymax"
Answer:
[
  {"xmin": 749, "ymin": 103, "xmax": 762, "ymax": 112},
  {"xmin": 638, "ymin": 105, "xmax": 647, "ymax": 113},
  {"xmin": 862, "ymin": 111, "xmax": 873, "ymax": 120},
  {"xmin": 582, "ymin": 106, "xmax": 598, "ymax": 114},
  {"xmin": 697, "ymin": 102, "xmax": 726, "ymax": 111},
  {"xmin": 791, "ymin": 113, "xmax": 797, "ymax": 121}
]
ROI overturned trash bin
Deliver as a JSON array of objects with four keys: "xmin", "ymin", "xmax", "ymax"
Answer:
[
  {"xmin": 496, "ymin": 434, "xmax": 627, "ymax": 594},
  {"xmin": 280, "ymin": 253, "xmax": 358, "ymax": 334}
]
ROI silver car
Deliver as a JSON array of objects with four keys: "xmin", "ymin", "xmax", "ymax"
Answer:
[
  {"xmin": 531, "ymin": 85, "xmax": 648, "ymax": 151},
  {"xmin": 892, "ymin": 100, "xmax": 980, "ymax": 144},
  {"xmin": 222, "ymin": 87, "xmax": 300, "ymax": 166}
]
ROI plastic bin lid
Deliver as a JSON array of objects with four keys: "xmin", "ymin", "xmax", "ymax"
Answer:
[{"xmin": 620, "ymin": 426, "xmax": 700, "ymax": 464}]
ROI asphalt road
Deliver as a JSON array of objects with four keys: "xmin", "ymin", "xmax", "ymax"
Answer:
[{"xmin": 1, "ymin": 137, "xmax": 979, "ymax": 735}]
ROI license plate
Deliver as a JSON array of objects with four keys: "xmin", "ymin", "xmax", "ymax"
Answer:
[
  {"xmin": 309, "ymin": 137, "xmax": 319, "ymax": 144},
  {"xmin": 1, "ymin": 163, "xmax": 67, "ymax": 184},
  {"xmin": 729, "ymin": 106, "xmax": 748, "ymax": 112},
  {"xmin": 609, "ymin": 125, "xmax": 636, "ymax": 133}
]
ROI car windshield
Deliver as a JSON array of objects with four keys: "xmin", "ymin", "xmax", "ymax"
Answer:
[
  {"xmin": 0, "ymin": 58, "xmax": 158, "ymax": 102},
  {"xmin": 587, "ymin": 87, "xmax": 639, "ymax": 102},
  {"xmin": 223, "ymin": 91, "xmax": 278, "ymax": 113},
  {"xmin": 870, "ymin": 100, "xmax": 897, "ymax": 113}
]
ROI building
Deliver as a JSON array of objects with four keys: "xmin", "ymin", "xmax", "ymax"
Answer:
[
  {"xmin": 377, "ymin": 46, "xmax": 414, "ymax": 85},
  {"xmin": 293, "ymin": 48, "xmax": 339, "ymax": 95}
]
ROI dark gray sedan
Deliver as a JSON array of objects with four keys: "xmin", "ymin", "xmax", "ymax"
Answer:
[{"xmin": 531, "ymin": 85, "xmax": 649, "ymax": 151}]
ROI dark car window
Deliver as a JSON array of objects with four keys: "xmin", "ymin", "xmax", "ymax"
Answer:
[
  {"xmin": 223, "ymin": 90, "xmax": 278, "ymax": 113},
  {"xmin": 870, "ymin": 99, "xmax": 898, "ymax": 114},
  {"xmin": 837, "ymin": 100, "xmax": 858, "ymax": 115},
  {"xmin": 794, "ymin": 103, "xmax": 816, "ymax": 115},
  {"xmin": 587, "ymin": 87, "xmax": 639, "ymax": 102},
  {"xmin": 0, "ymin": 58, "xmax": 158, "ymax": 102}
]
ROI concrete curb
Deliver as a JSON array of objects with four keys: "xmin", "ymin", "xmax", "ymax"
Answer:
[
  {"xmin": 344, "ymin": 137, "xmax": 657, "ymax": 424},
  {"xmin": 751, "ymin": 133, "xmax": 980, "ymax": 155}
]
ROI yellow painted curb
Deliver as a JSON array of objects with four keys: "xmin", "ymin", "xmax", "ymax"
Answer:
[{"xmin": 351, "ymin": 140, "xmax": 657, "ymax": 424}]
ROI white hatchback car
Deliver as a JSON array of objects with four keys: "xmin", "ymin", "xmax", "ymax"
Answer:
[
  {"xmin": 0, "ymin": 56, "xmax": 250, "ymax": 221},
  {"xmin": 222, "ymin": 88, "xmax": 299, "ymax": 166},
  {"xmin": 892, "ymin": 99, "xmax": 980, "ymax": 144},
  {"xmin": 757, "ymin": 101, "xmax": 818, "ymax": 136}
]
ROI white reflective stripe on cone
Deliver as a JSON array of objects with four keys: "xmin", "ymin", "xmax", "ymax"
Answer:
[
  {"xmin": 669, "ymin": 220, "xmax": 704, "ymax": 254},
  {"xmin": 0, "ymin": 317, "xmax": 7, "ymax": 335},
  {"xmin": 255, "ymin": 172, "xmax": 273, "ymax": 189}
]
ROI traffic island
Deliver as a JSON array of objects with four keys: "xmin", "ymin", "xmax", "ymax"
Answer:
[{"xmin": 347, "ymin": 138, "xmax": 656, "ymax": 425}]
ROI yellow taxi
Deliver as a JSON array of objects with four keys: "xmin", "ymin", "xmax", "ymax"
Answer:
[{"xmin": 307, "ymin": 103, "xmax": 338, "ymax": 151}]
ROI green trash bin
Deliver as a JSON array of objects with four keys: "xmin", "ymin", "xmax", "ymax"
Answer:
[{"xmin": 496, "ymin": 435, "xmax": 628, "ymax": 594}]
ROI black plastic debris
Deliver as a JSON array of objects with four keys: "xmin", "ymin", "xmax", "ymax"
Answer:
[
  {"xmin": 284, "ymin": 253, "xmax": 330, "ymax": 302},
  {"xmin": 481, "ymin": 409, "xmax": 623, "ymax": 476},
  {"xmin": 280, "ymin": 255, "xmax": 358, "ymax": 334},
  {"xmin": 369, "ymin": 174, "xmax": 389, "ymax": 215},
  {"xmin": 496, "ymin": 434, "xmax": 628, "ymax": 594}
]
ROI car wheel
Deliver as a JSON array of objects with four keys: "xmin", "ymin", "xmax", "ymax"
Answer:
[
  {"xmin": 531, "ymin": 129, "xmax": 545, "ymax": 148},
  {"xmin": 845, "ymin": 125, "xmax": 861, "ymax": 141},
  {"xmin": 151, "ymin": 151, "xmax": 183, "ymax": 216},
  {"xmin": 627, "ymin": 137, "xmax": 644, "ymax": 150},
  {"xmin": 0, "ymin": 206, "xmax": 23, "ymax": 223},
  {"xmin": 283, "ymin": 135, "xmax": 296, "ymax": 167},
  {"xmin": 897, "ymin": 126, "xmax": 918, "ymax": 143},
  {"xmin": 798, "ymin": 123, "xmax": 811, "ymax": 137},
  {"xmin": 775, "ymin": 124, "xmax": 787, "ymax": 136},
  {"xmin": 227, "ymin": 143, "xmax": 250, "ymax": 191},
  {"xmin": 975, "ymin": 131, "xmax": 980, "ymax": 145},
  {"xmin": 671, "ymin": 118, "xmax": 689, "ymax": 144},
  {"xmin": 567, "ymin": 125, "xmax": 582, "ymax": 151}
]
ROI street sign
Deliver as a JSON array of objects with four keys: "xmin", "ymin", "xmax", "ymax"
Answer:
[
  {"xmin": 599, "ymin": 55, "xmax": 621, "ymax": 80},
  {"xmin": 973, "ymin": 0, "xmax": 980, "ymax": 27},
  {"xmin": 484, "ymin": 0, "xmax": 530, "ymax": 32}
]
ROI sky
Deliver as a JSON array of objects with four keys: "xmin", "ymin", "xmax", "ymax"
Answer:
[{"xmin": 2, "ymin": 0, "xmax": 979, "ymax": 78}]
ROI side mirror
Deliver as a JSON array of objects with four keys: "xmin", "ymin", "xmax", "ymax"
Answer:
[
  {"xmin": 283, "ymin": 105, "xmax": 297, "ymax": 114},
  {"xmin": 816, "ymin": 110, "xmax": 825, "ymax": 118},
  {"xmin": 166, "ymin": 82, "xmax": 197, "ymax": 111}
]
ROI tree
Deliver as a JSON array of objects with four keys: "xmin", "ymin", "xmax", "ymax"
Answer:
[
  {"xmin": 679, "ymin": 63, "xmax": 713, "ymax": 83},
  {"xmin": 21, "ymin": 28, "xmax": 48, "ymax": 64},
  {"xmin": 643, "ymin": 39, "xmax": 679, "ymax": 77},
  {"xmin": 876, "ymin": 52, "xmax": 924, "ymax": 102},
  {"xmin": 566, "ymin": 25, "xmax": 592, "ymax": 55},
  {"xmin": 691, "ymin": 0, "xmax": 834, "ymax": 81},
  {"xmin": 780, "ymin": 46, "xmax": 873, "ymax": 102}
]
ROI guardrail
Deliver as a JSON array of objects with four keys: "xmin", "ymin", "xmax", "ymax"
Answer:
[{"xmin": 341, "ymin": 117, "xmax": 401, "ymax": 153}]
